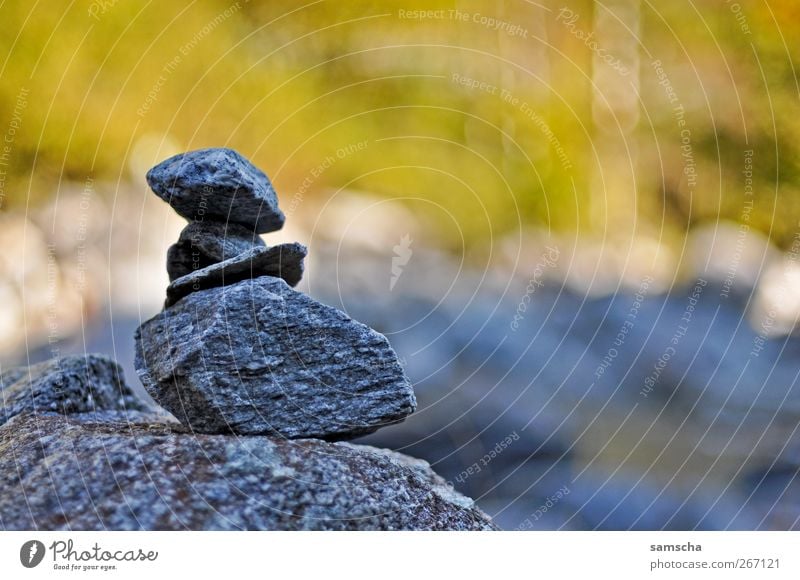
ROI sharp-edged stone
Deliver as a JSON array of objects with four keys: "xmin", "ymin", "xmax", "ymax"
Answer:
[
  {"xmin": 166, "ymin": 220, "xmax": 266, "ymax": 281},
  {"xmin": 0, "ymin": 354, "xmax": 152, "ymax": 426},
  {"xmin": 146, "ymin": 148, "xmax": 285, "ymax": 234},
  {"xmin": 136, "ymin": 276, "xmax": 416, "ymax": 439},
  {"xmin": 164, "ymin": 243, "xmax": 306, "ymax": 307}
]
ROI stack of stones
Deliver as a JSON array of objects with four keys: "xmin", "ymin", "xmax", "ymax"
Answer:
[
  {"xmin": 135, "ymin": 148, "xmax": 417, "ymax": 440},
  {"xmin": 0, "ymin": 148, "xmax": 496, "ymax": 530},
  {"xmin": 150, "ymin": 148, "xmax": 306, "ymax": 306}
]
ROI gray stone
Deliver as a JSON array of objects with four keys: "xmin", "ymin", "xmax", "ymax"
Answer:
[
  {"xmin": 166, "ymin": 221, "xmax": 266, "ymax": 281},
  {"xmin": 164, "ymin": 243, "xmax": 307, "ymax": 307},
  {"xmin": 0, "ymin": 354, "xmax": 151, "ymax": 426},
  {"xmin": 0, "ymin": 413, "xmax": 496, "ymax": 530},
  {"xmin": 136, "ymin": 277, "xmax": 416, "ymax": 439},
  {"xmin": 146, "ymin": 148, "xmax": 285, "ymax": 234}
]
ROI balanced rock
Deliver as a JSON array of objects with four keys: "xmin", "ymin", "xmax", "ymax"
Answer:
[
  {"xmin": 1, "ymin": 354, "xmax": 152, "ymax": 426},
  {"xmin": 166, "ymin": 221, "xmax": 266, "ymax": 281},
  {"xmin": 0, "ymin": 412, "xmax": 496, "ymax": 530},
  {"xmin": 165, "ymin": 243, "xmax": 307, "ymax": 307},
  {"xmin": 136, "ymin": 276, "xmax": 416, "ymax": 439},
  {"xmin": 146, "ymin": 148, "xmax": 285, "ymax": 233}
]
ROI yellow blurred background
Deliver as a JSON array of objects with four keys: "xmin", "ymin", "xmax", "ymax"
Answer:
[{"xmin": 2, "ymin": 0, "xmax": 798, "ymax": 247}]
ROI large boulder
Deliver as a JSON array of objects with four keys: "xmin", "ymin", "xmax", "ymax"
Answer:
[
  {"xmin": 0, "ymin": 413, "xmax": 496, "ymax": 530},
  {"xmin": 136, "ymin": 277, "xmax": 416, "ymax": 439},
  {"xmin": 146, "ymin": 148, "xmax": 285, "ymax": 234}
]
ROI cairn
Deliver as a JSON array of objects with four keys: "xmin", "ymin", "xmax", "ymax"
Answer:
[
  {"xmin": 0, "ymin": 148, "xmax": 495, "ymax": 530},
  {"xmin": 135, "ymin": 148, "xmax": 417, "ymax": 439}
]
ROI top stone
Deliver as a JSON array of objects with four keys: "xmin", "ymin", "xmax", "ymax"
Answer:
[{"xmin": 146, "ymin": 148, "xmax": 285, "ymax": 234}]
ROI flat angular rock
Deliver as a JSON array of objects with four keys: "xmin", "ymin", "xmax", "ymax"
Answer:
[
  {"xmin": 146, "ymin": 148, "xmax": 285, "ymax": 234},
  {"xmin": 0, "ymin": 354, "xmax": 151, "ymax": 426},
  {"xmin": 136, "ymin": 277, "xmax": 416, "ymax": 439},
  {"xmin": 0, "ymin": 413, "xmax": 496, "ymax": 530},
  {"xmin": 166, "ymin": 221, "xmax": 266, "ymax": 281},
  {"xmin": 165, "ymin": 243, "xmax": 307, "ymax": 307}
]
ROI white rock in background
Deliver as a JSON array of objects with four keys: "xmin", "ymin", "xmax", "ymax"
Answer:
[
  {"xmin": 685, "ymin": 221, "xmax": 778, "ymax": 292},
  {"xmin": 751, "ymin": 258, "xmax": 800, "ymax": 337},
  {"xmin": 304, "ymin": 189, "xmax": 420, "ymax": 252},
  {"xmin": 0, "ymin": 281, "xmax": 22, "ymax": 352},
  {"xmin": 109, "ymin": 185, "xmax": 183, "ymax": 313},
  {"xmin": 0, "ymin": 214, "xmax": 84, "ymax": 350}
]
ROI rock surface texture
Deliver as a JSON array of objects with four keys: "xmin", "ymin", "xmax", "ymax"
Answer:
[
  {"xmin": 0, "ymin": 413, "xmax": 494, "ymax": 530},
  {"xmin": 138, "ymin": 277, "xmax": 415, "ymax": 438}
]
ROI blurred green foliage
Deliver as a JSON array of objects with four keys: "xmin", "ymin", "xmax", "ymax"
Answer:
[{"xmin": 0, "ymin": 0, "xmax": 798, "ymax": 249}]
